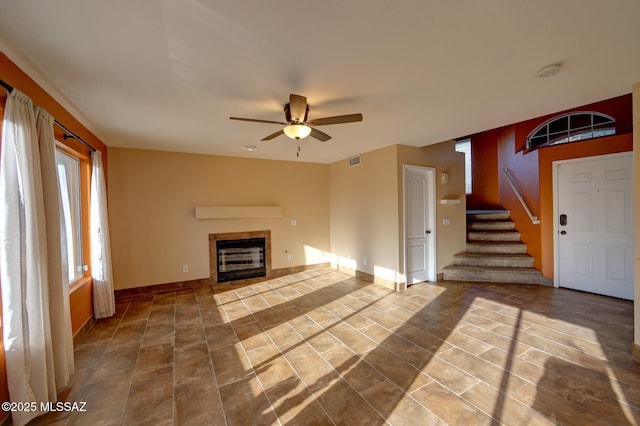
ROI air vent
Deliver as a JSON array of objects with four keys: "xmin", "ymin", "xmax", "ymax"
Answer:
[{"xmin": 348, "ymin": 155, "xmax": 361, "ymax": 167}]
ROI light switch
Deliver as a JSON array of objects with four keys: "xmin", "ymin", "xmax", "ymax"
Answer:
[{"xmin": 443, "ymin": 218, "xmax": 451, "ymax": 226}]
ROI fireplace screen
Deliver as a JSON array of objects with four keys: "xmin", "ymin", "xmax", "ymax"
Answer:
[{"xmin": 216, "ymin": 237, "xmax": 266, "ymax": 282}]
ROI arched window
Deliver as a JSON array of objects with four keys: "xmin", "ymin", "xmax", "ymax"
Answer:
[{"xmin": 526, "ymin": 111, "xmax": 615, "ymax": 150}]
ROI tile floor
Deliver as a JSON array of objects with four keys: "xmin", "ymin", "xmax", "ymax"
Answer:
[{"xmin": 29, "ymin": 267, "xmax": 640, "ymax": 425}]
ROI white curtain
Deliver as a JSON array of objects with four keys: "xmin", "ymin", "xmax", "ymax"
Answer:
[
  {"xmin": 90, "ymin": 150, "xmax": 115, "ymax": 319},
  {"xmin": 0, "ymin": 90, "xmax": 73, "ymax": 425},
  {"xmin": 35, "ymin": 107, "xmax": 75, "ymax": 390}
]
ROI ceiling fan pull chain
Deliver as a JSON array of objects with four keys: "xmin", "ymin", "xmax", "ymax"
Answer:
[{"xmin": 297, "ymin": 140, "xmax": 301, "ymax": 158}]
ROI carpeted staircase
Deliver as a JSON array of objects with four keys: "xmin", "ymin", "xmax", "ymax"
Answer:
[{"xmin": 442, "ymin": 210, "xmax": 542, "ymax": 284}]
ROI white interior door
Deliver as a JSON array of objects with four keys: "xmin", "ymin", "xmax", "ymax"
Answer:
[
  {"xmin": 404, "ymin": 165, "xmax": 436, "ymax": 285},
  {"xmin": 555, "ymin": 153, "xmax": 634, "ymax": 300}
]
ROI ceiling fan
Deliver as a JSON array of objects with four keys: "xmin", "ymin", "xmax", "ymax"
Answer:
[{"xmin": 230, "ymin": 94, "xmax": 363, "ymax": 156}]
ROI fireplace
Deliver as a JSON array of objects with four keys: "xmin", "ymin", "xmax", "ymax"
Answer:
[
  {"xmin": 209, "ymin": 230, "xmax": 271, "ymax": 283},
  {"xmin": 216, "ymin": 237, "xmax": 265, "ymax": 282}
]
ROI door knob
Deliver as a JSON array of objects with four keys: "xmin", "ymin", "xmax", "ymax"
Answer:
[
  {"xmin": 426, "ymin": 230, "xmax": 432, "ymax": 234},
  {"xmin": 560, "ymin": 230, "xmax": 567, "ymax": 235}
]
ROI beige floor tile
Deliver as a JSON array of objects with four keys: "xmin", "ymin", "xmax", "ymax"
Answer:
[
  {"xmin": 174, "ymin": 322, "xmax": 206, "ymax": 349},
  {"xmin": 91, "ymin": 345, "xmax": 140, "ymax": 380},
  {"xmin": 140, "ymin": 323, "xmax": 175, "ymax": 349},
  {"xmin": 438, "ymin": 347, "xmax": 528, "ymax": 393},
  {"xmin": 328, "ymin": 322, "xmax": 378, "ymax": 354},
  {"xmin": 246, "ymin": 344, "xmax": 298, "ymax": 391},
  {"xmin": 210, "ymin": 342, "xmax": 254, "ymax": 386},
  {"xmin": 174, "ymin": 376, "xmax": 224, "ymax": 425},
  {"xmin": 134, "ymin": 342, "xmax": 174, "ymax": 377},
  {"xmin": 265, "ymin": 377, "xmax": 332, "ymax": 425},
  {"xmin": 361, "ymin": 379, "xmax": 444, "ymax": 426},
  {"xmin": 122, "ymin": 372, "xmax": 174, "ymax": 425},
  {"xmin": 284, "ymin": 343, "xmax": 341, "ymax": 394},
  {"xmin": 411, "ymin": 381, "xmax": 493, "ymax": 425},
  {"xmin": 33, "ymin": 268, "xmax": 639, "ymax": 425},
  {"xmin": 175, "ymin": 342, "xmax": 214, "ymax": 385},
  {"xmin": 204, "ymin": 323, "xmax": 238, "ymax": 349},
  {"xmin": 461, "ymin": 381, "xmax": 554, "ymax": 425},
  {"xmin": 147, "ymin": 305, "xmax": 175, "ymax": 326},
  {"xmin": 314, "ymin": 379, "xmax": 386, "ymax": 424},
  {"xmin": 218, "ymin": 376, "xmax": 278, "ymax": 425},
  {"xmin": 233, "ymin": 321, "xmax": 271, "ymax": 351}
]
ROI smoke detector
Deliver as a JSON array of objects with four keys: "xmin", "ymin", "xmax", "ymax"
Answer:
[{"xmin": 537, "ymin": 63, "xmax": 562, "ymax": 78}]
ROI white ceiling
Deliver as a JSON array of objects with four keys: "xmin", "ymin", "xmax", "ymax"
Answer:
[{"xmin": 1, "ymin": 0, "xmax": 639, "ymax": 164}]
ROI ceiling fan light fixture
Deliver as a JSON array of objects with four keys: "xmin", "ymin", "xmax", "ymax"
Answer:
[{"xmin": 283, "ymin": 124, "xmax": 311, "ymax": 140}]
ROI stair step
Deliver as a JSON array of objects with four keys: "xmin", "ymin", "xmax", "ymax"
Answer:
[
  {"xmin": 453, "ymin": 253, "xmax": 534, "ymax": 268},
  {"xmin": 467, "ymin": 231, "xmax": 521, "ymax": 242},
  {"xmin": 467, "ymin": 210, "xmax": 510, "ymax": 221},
  {"xmin": 466, "ymin": 242, "xmax": 528, "ymax": 254},
  {"xmin": 445, "ymin": 209, "xmax": 541, "ymax": 286},
  {"xmin": 442, "ymin": 265, "xmax": 541, "ymax": 285},
  {"xmin": 468, "ymin": 221, "xmax": 515, "ymax": 231}
]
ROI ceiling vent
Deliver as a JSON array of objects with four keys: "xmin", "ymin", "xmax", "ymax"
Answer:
[{"xmin": 348, "ymin": 155, "xmax": 362, "ymax": 167}]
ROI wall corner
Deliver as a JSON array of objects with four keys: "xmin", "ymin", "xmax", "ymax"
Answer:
[{"xmin": 633, "ymin": 81, "xmax": 640, "ymax": 350}]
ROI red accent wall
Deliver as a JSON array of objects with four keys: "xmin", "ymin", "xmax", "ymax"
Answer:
[
  {"xmin": 467, "ymin": 129, "xmax": 500, "ymax": 209},
  {"xmin": 497, "ymin": 127, "xmax": 542, "ymax": 270},
  {"xmin": 469, "ymin": 94, "xmax": 633, "ymax": 279}
]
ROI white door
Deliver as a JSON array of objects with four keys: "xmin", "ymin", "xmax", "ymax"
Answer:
[
  {"xmin": 555, "ymin": 153, "xmax": 633, "ymax": 300},
  {"xmin": 404, "ymin": 165, "xmax": 436, "ymax": 285}
]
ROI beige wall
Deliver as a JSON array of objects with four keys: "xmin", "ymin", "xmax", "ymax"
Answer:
[
  {"xmin": 397, "ymin": 142, "xmax": 467, "ymax": 277},
  {"xmin": 108, "ymin": 141, "xmax": 466, "ymax": 291},
  {"xmin": 328, "ymin": 141, "xmax": 467, "ymax": 289},
  {"xmin": 329, "ymin": 146, "xmax": 401, "ymax": 286},
  {"xmin": 108, "ymin": 148, "xmax": 330, "ymax": 289}
]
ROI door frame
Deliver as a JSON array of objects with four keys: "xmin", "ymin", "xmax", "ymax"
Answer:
[
  {"xmin": 403, "ymin": 164, "xmax": 437, "ymax": 288},
  {"xmin": 552, "ymin": 151, "xmax": 633, "ymax": 289}
]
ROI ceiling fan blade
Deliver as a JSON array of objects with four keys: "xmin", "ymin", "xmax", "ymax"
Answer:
[
  {"xmin": 230, "ymin": 117, "xmax": 287, "ymax": 125},
  {"xmin": 310, "ymin": 127, "xmax": 332, "ymax": 142},
  {"xmin": 307, "ymin": 113, "xmax": 363, "ymax": 126},
  {"xmin": 261, "ymin": 129, "xmax": 284, "ymax": 141},
  {"xmin": 289, "ymin": 94, "xmax": 308, "ymax": 122}
]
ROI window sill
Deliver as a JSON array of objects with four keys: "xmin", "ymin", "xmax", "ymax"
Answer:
[{"xmin": 70, "ymin": 276, "xmax": 92, "ymax": 293}]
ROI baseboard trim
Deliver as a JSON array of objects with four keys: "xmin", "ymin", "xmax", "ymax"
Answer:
[
  {"xmin": 73, "ymin": 316, "xmax": 96, "ymax": 348},
  {"xmin": 114, "ymin": 263, "xmax": 331, "ymax": 298},
  {"xmin": 632, "ymin": 343, "xmax": 640, "ymax": 364},
  {"xmin": 335, "ymin": 264, "xmax": 398, "ymax": 291},
  {"xmin": 540, "ymin": 276, "xmax": 554, "ymax": 287}
]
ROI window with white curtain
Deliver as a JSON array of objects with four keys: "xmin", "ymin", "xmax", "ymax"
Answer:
[
  {"xmin": 455, "ymin": 139, "xmax": 472, "ymax": 194},
  {"xmin": 55, "ymin": 149, "xmax": 84, "ymax": 284}
]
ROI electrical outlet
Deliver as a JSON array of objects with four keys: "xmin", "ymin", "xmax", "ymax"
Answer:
[
  {"xmin": 182, "ymin": 265, "xmax": 189, "ymax": 273},
  {"xmin": 363, "ymin": 258, "xmax": 368, "ymax": 266}
]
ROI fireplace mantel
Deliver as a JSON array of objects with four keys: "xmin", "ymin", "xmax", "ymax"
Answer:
[{"xmin": 196, "ymin": 206, "xmax": 282, "ymax": 220}]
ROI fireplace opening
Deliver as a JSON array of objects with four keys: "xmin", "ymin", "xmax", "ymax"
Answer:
[{"xmin": 216, "ymin": 237, "xmax": 266, "ymax": 282}]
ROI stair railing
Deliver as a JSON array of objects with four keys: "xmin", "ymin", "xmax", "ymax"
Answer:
[{"xmin": 503, "ymin": 168, "xmax": 540, "ymax": 225}]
